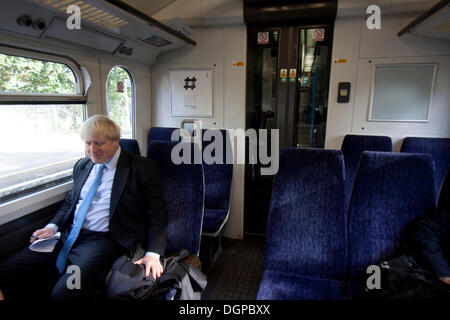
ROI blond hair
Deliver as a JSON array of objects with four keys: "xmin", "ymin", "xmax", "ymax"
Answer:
[{"xmin": 80, "ymin": 115, "xmax": 121, "ymax": 141}]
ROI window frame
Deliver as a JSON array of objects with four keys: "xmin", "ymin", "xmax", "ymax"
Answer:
[
  {"xmin": 0, "ymin": 46, "xmax": 87, "ymax": 216},
  {"xmin": 105, "ymin": 65, "xmax": 136, "ymax": 139}
]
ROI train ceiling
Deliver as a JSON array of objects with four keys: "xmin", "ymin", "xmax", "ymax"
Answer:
[{"xmin": 0, "ymin": 0, "xmax": 196, "ymax": 64}]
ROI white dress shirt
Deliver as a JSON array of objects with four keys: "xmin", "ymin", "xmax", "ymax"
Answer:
[
  {"xmin": 46, "ymin": 146, "xmax": 159, "ymax": 258},
  {"xmin": 75, "ymin": 146, "xmax": 120, "ymax": 232}
]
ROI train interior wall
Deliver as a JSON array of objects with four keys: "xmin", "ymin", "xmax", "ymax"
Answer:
[{"xmin": 326, "ymin": 0, "xmax": 450, "ymax": 150}]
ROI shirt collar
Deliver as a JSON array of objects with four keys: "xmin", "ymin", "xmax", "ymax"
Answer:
[{"xmin": 103, "ymin": 146, "xmax": 121, "ymax": 170}]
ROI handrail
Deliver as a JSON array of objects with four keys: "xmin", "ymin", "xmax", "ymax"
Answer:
[
  {"xmin": 397, "ymin": 0, "xmax": 449, "ymax": 37},
  {"xmin": 104, "ymin": 0, "xmax": 196, "ymax": 46}
]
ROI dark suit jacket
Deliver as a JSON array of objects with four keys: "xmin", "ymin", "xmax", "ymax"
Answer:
[
  {"xmin": 49, "ymin": 149, "xmax": 168, "ymax": 257},
  {"xmin": 413, "ymin": 207, "xmax": 450, "ymax": 278}
]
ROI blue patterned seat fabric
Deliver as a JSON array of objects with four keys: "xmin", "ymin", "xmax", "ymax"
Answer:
[
  {"xmin": 347, "ymin": 151, "xmax": 435, "ymax": 296},
  {"xmin": 147, "ymin": 127, "xmax": 233, "ymax": 236},
  {"xmin": 201, "ymin": 129, "xmax": 233, "ymax": 236},
  {"xmin": 256, "ymin": 148, "xmax": 348, "ymax": 300},
  {"xmin": 400, "ymin": 137, "xmax": 450, "ymax": 198},
  {"xmin": 147, "ymin": 140, "xmax": 204, "ymax": 256},
  {"xmin": 341, "ymin": 134, "xmax": 392, "ymax": 199},
  {"xmin": 147, "ymin": 141, "xmax": 204, "ymax": 300},
  {"xmin": 119, "ymin": 138, "xmax": 141, "ymax": 156},
  {"xmin": 146, "ymin": 127, "xmax": 178, "ymax": 158}
]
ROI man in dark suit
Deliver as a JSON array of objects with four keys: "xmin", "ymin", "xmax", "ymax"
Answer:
[
  {"xmin": 0, "ymin": 115, "xmax": 168, "ymax": 300},
  {"xmin": 413, "ymin": 169, "xmax": 450, "ymax": 287},
  {"xmin": 414, "ymin": 207, "xmax": 450, "ymax": 286}
]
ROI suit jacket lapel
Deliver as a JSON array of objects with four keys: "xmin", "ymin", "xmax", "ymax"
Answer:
[
  {"xmin": 73, "ymin": 160, "xmax": 94, "ymax": 204},
  {"xmin": 110, "ymin": 150, "xmax": 131, "ymax": 218},
  {"xmin": 60, "ymin": 160, "xmax": 93, "ymax": 228}
]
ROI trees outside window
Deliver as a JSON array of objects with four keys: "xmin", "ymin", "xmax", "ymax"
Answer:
[{"xmin": 0, "ymin": 53, "xmax": 84, "ymax": 204}]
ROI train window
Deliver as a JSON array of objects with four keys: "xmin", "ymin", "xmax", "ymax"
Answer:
[
  {"xmin": 0, "ymin": 52, "xmax": 85, "ymax": 205},
  {"xmin": 0, "ymin": 53, "xmax": 77, "ymax": 94},
  {"xmin": 106, "ymin": 66, "xmax": 135, "ymax": 139}
]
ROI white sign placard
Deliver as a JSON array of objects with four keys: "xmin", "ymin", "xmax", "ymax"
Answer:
[{"xmin": 169, "ymin": 69, "xmax": 213, "ymax": 117}]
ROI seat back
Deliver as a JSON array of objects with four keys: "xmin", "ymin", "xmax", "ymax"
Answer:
[
  {"xmin": 147, "ymin": 127, "xmax": 178, "ymax": 156},
  {"xmin": 341, "ymin": 135, "xmax": 392, "ymax": 198},
  {"xmin": 263, "ymin": 148, "xmax": 348, "ymax": 280},
  {"xmin": 201, "ymin": 129, "xmax": 233, "ymax": 213},
  {"xmin": 400, "ymin": 137, "xmax": 450, "ymax": 196},
  {"xmin": 347, "ymin": 151, "xmax": 435, "ymax": 280},
  {"xmin": 147, "ymin": 140, "xmax": 204, "ymax": 256},
  {"xmin": 119, "ymin": 138, "xmax": 140, "ymax": 156}
]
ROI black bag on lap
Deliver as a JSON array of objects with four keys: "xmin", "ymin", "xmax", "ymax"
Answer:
[{"xmin": 358, "ymin": 255, "xmax": 450, "ymax": 300}]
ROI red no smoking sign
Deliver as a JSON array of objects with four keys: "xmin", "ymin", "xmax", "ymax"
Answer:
[
  {"xmin": 257, "ymin": 32, "xmax": 269, "ymax": 45},
  {"xmin": 312, "ymin": 29, "xmax": 324, "ymax": 42}
]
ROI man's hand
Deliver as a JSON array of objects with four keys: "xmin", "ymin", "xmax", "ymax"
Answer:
[
  {"xmin": 133, "ymin": 255, "xmax": 163, "ymax": 279},
  {"xmin": 30, "ymin": 228, "xmax": 55, "ymax": 243},
  {"xmin": 439, "ymin": 277, "xmax": 450, "ymax": 285}
]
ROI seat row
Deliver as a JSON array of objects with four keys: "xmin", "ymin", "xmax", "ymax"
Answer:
[
  {"xmin": 256, "ymin": 146, "xmax": 448, "ymax": 299},
  {"xmin": 118, "ymin": 140, "xmax": 204, "ymax": 258},
  {"xmin": 119, "ymin": 132, "xmax": 449, "ymax": 299},
  {"xmin": 119, "ymin": 128, "xmax": 233, "ymax": 270},
  {"xmin": 341, "ymin": 135, "xmax": 450, "ymax": 200},
  {"xmin": 119, "ymin": 139, "xmax": 204, "ymax": 300}
]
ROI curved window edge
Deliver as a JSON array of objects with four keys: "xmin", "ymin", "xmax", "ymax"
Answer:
[{"xmin": 105, "ymin": 65, "xmax": 136, "ymax": 139}]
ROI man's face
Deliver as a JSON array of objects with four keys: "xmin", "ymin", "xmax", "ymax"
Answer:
[{"xmin": 85, "ymin": 135, "xmax": 119, "ymax": 164}]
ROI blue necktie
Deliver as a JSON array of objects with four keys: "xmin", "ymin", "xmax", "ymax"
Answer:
[{"xmin": 56, "ymin": 164, "xmax": 106, "ymax": 273}]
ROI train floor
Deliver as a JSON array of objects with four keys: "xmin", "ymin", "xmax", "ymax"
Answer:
[{"xmin": 201, "ymin": 234, "xmax": 265, "ymax": 300}]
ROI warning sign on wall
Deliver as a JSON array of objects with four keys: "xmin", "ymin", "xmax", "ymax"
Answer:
[
  {"xmin": 257, "ymin": 32, "xmax": 269, "ymax": 44},
  {"xmin": 289, "ymin": 69, "xmax": 296, "ymax": 82},
  {"xmin": 280, "ymin": 69, "xmax": 287, "ymax": 82},
  {"xmin": 312, "ymin": 29, "xmax": 325, "ymax": 42}
]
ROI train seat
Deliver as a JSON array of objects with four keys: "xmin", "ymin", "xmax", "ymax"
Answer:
[
  {"xmin": 148, "ymin": 127, "xmax": 234, "ymax": 270},
  {"xmin": 400, "ymin": 137, "xmax": 450, "ymax": 197},
  {"xmin": 147, "ymin": 140, "xmax": 204, "ymax": 256},
  {"xmin": 347, "ymin": 151, "xmax": 435, "ymax": 296},
  {"xmin": 147, "ymin": 140, "xmax": 205, "ymax": 299},
  {"xmin": 256, "ymin": 148, "xmax": 348, "ymax": 300},
  {"xmin": 200, "ymin": 129, "xmax": 233, "ymax": 269},
  {"xmin": 256, "ymin": 270, "xmax": 348, "ymax": 300},
  {"xmin": 119, "ymin": 138, "xmax": 141, "ymax": 156},
  {"xmin": 341, "ymin": 134, "xmax": 392, "ymax": 199},
  {"xmin": 147, "ymin": 127, "xmax": 178, "ymax": 147}
]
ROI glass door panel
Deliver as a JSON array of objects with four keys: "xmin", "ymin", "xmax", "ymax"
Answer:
[
  {"xmin": 295, "ymin": 28, "xmax": 333, "ymax": 148},
  {"xmin": 245, "ymin": 29, "xmax": 279, "ymax": 235},
  {"xmin": 244, "ymin": 26, "xmax": 333, "ymax": 235}
]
